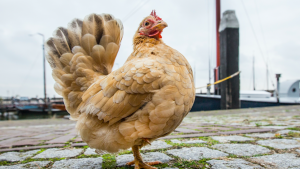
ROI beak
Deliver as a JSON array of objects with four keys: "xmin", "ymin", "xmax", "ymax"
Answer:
[{"xmin": 153, "ymin": 20, "xmax": 168, "ymax": 30}]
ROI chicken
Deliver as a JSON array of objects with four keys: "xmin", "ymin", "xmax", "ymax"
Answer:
[{"xmin": 46, "ymin": 10, "xmax": 195, "ymax": 169}]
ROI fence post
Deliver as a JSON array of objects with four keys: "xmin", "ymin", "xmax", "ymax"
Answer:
[
  {"xmin": 219, "ymin": 10, "xmax": 240, "ymax": 109},
  {"xmin": 276, "ymin": 74, "xmax": 281, "ymax": 103}
]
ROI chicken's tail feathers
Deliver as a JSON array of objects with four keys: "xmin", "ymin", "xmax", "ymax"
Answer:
[{"xmin": 45, "ymin": 13, "xmax": 123, "ymax": 119}]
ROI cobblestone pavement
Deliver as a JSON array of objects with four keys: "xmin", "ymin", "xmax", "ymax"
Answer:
[{"xmin": 0, "ymin": 105, "xmax": 300, "ymax": 168}]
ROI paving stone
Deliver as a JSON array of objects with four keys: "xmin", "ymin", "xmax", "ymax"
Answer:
[
  {"xmin": 84, "ymin": 148, "xmax": 97, "ymax": 155},
  {"xmin": 218, "ymin": 129, "xmax": 275, "ymax": 135},
  {"xmin": 246, "ymin": 133, "xmax": 275, "ymax": 138},
  {"xmin": 31, "ymin": 133, "xmax": 53, "ymax": 138},
  {"xmin": 207, "ymin": 127, "xmax": 233, "ymax": 130},
  {"xmin": 261, "ymin": 126, "xmax": 294, "ymax": 129},
  {"xmin": 276, "ymin": 130, "xmax": 300, "ymax": 135},
  {"xmin": 45, "ymin": 133, "xmax": 77, "ymax": 144},
  {"xmin": 212, "ymin": 144, "xmax": 271, "ymax": 156},
  {"xmin": 33, "ymin": 148, "xmax": 83, "ymax": 158},
  {"xmin": 166, "ymin": 147, "xmax": 228, "ymax": 160},
  {"xmin": 211, "ymin": 136, "xmax": 254, "ymax": 143},
  {"xmin": 52, "ymin": 158, "xmax": 103, "ymax": 169},
  {"xmin": 33, "ymin": 134, "xmax": 58, "ymax": 141},
  {"xmin": 197, "ymin": 129, "xmax": 218, "ymax": 132},
  {"xmin": 116, "ymin": 152, "xmax": 172, "ymax": 166},
  {"xmin": 257, "ymin": 139, "xmax": 300, "ymax": 149},
  {"xmin": 0, "ymin": 136, "xmax": 15, "ymax": 142},
  {"xmin": 0, "ymin": 137, "xmax": 24, "ymax": 148},
  {"xmin": 0, "ymin": 144, "xmax": 65, "ymax": 153},
  {"xmin": 218, "ymin": 124, "xmax": 242, "ymax": 127},
  {"xmin": 1, "ymin": 161, "xmax": 51, "ymax": 169},
  {"xmin": 207, "ymin": 159, "xmax": 263, "ymax": 169},
  {"xmin": 71, "ymin": 143, "xmax": 87, "ymax": 147},
  {"xmin": 73, "ymin": 137, "xmax": 83, "ymax": 142},
  {"xmin": 0, "ymin": 166, "xmax": 22, "ymax": 169},
  {"xmin": 235, "ymin": 126, "xmax": 256, "ymax": 129},
  {"xmin": 250, "ymin": 153, "xmax": 300, "ymax": 168},
  {"xmin": 160, "ymin": 133, "xmax": 217, "ymax": 139},
  {"xmin": 184, "ymin": 126, "xmax": 217, "ymax": 131},
  {"xmin": 249, "ymin": 121, "xmax": 270, "ymax": 126},
  {"xmin": 55, "ymin": 128, "xmax": 72, "ymax": 132},
  {"xmin": 170, "ymin": 139, "xmax": 206, "ymax": 144},
  {"xmin": 170, "ymin": 139, "xmax": 182, "ymax": 144},
  {"xmin": 11, "ymin": 139, "xmax": 42, "ymax": 147},
  {"xmin": 183, "ymin": 140, "xmax": 207, "ymax": 144},
  {"xmin": 141, "ymin": 141, "xmax": 172, "ymax": 150},
  {"xmin": 0, "ymin": 145, "xmax": 9, "ymax": 149},
  {"xmin": 174, "ymin": 128, "xmax": 199, "ymax": 133},
  {"xmin": 0, "ymin": 149, "xmax": 40, "ymax": 162}
]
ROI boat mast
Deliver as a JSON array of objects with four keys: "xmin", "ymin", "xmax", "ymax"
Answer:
[
  {"xmin": 209, "ymin": 57, "xmax": 211, "ymax": 84},
  {"xmin": 266, "ymin": 64, "xmax": 269, "ymax": 90},
  {"xmin": 37, "ymin": 33, "xmax": 47, "ymax": 113},
  {"xmin": 207, "ymin": 56, "xmax": 211, "ymax": 95},
  {"xmin": 194, "ymin": 64, "xmax": 196, "ymax": 87},
  {"xmin": 253, "ymin": 55, "xmax": 255, "ymax": 90}
]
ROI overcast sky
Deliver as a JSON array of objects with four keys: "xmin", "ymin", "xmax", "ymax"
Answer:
[{"xmin": 0, "ymin": 0, "xmax": 299, "ymax": 98}]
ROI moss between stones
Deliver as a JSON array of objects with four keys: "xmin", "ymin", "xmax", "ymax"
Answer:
[
  {"xmin": 198, "ymin": 136, "xmax": 220, "ymax": 146},
  {"xmin": 118, "ymin": 150, "xmax": 132, "ymax": 155},
  {"xmin": 287, "ymin": 127, "xmax": 300, "ymax": 131},
  {"xmin": 102, "ymin": 153, "xmax": 117, "ymax": 168},
  {"xmin": 172, "ymin": 157, "xmax": 211, "ymax": 169},
  {"xmin": 287, "ymin": 131, "xmax": 300, "ymax": 137},
  {"xmin": 0, "ymin": 161, "xmax": 9, "ymax": 166}
]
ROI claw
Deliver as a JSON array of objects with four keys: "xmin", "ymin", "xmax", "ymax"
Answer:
[
  {"xmin": 142, "ymin": 138, "xmax": 151, "ymax": 145},
  {"xmin": 126, "ymin": 160, "xmax": 162, "ymax": 166},
  {"xmin": 126, "ymin": 160, "xmax": 135, "ymax": 166},
  {"xmin": 128, "ymin": 145, "xmax": 161, "ymax": 169},
  {"xmin": 146, "ymin": 161, "xmax": 162, "ymax": 165}
]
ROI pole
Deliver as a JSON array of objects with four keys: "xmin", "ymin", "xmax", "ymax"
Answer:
[
  {"xmin": 29, "ymin": 33, "xmax": 47, "ymax": 112},
  {"xmin": 37, "ymin": 33, "xmax": 47, "ymax": 112},
  {"xmin": 214, "ymin": 0, "xmax": 221, "ymax": 95},
  {"xmin": 253, "ymin": 55, "xmax": 255, "ymax": 90},
  {"xmin": 276, "ymin": 74, "xmax": 281, "ymax": 103},
  {"xmin": 216, "ymin": 0, "xmax": 220, "ymax": 67},
  {"xmin": 219, "ymin": 10, "xmax": 240, "ymax": 109},
  {"xmin": 209, "ymin": 56, "xmax": 211, "ymax": 84},
  {"xmin": 207, "ymin": 56, "xmax": 211, "ymax": 95},
  {"xmin": 266, "ymin": 64, "xmax": 269, "ymax": 90}
]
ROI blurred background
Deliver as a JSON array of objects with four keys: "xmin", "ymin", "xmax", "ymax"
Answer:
[{"xmin": 0, "ymin": 0, "xmax": 299, "ymax": 119}]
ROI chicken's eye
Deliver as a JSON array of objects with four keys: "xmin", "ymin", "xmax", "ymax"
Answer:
[{"xmin": 144, "ymin": 22, "xmax": 150, "ymax": 26}]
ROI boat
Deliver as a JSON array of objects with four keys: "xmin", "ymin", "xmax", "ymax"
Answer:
[
  {"xmin": 51, "ymin": 101, "xmax": 66, "ymax": 111},
  {"xmin": 16, "ymin": 105, "xmax": 40, "ymax": 111},
  {"xmin": 191, "ymin": 80, "xmax": 300, "ymax": 112},
  {"xmin": 15, "ymin": 100, "xmax": 66, "ymax": 112}
]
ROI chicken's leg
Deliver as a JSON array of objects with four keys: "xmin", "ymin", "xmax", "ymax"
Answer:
[{"xmin": 126, "ymin": 145, "xmax": 161, "ymax": 169}]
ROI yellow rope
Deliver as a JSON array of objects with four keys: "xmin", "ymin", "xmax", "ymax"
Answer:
[{"xmin": 196, "ymin": 71, "xmax": 241, "ymax": 89}]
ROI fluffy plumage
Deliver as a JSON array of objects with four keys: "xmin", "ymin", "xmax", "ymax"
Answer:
[{"xmin": 46, "ymin": 12, "xmax": 195, "ymax": 167}]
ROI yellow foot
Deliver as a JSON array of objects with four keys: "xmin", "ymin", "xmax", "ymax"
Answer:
[{"xmin": 126, "ymin": 160, "xmax": 162, "ymax": 169}]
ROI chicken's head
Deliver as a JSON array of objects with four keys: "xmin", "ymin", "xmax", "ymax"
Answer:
[{"xmin": 138, "ymin": 10, "xmax": 168, "ymax": 39}]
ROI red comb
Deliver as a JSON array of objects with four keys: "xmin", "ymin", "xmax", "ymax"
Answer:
[{"xmin": 150, "ymin": 10, "xmax": 162, "ymax": 20}]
